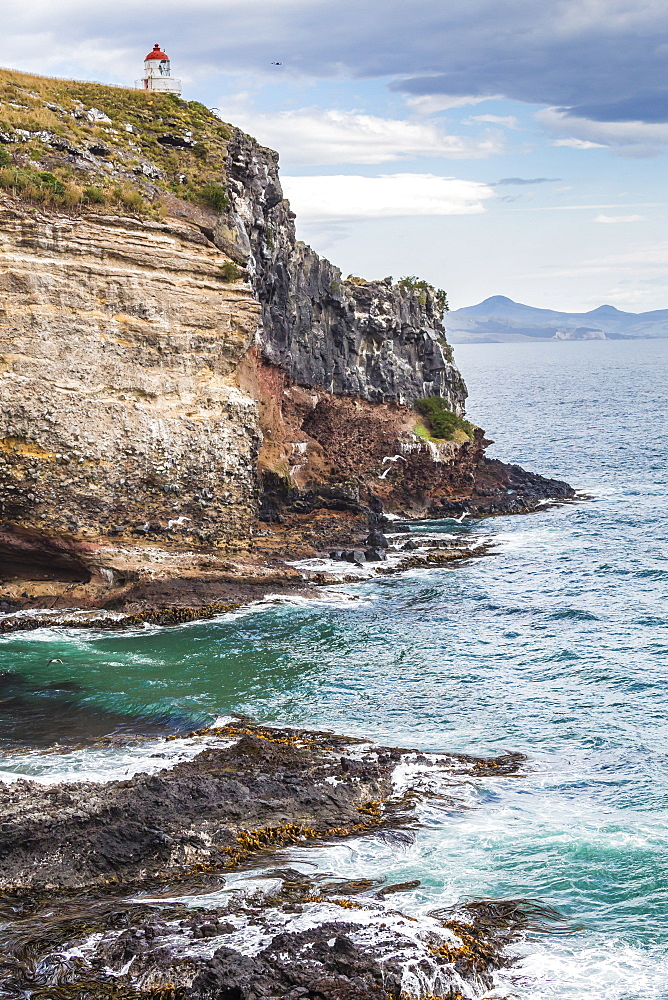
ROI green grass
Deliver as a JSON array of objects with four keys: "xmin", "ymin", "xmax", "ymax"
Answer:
[
  {"xmin": 0, "ymin": 66, "xmax": 237, "ymax": 215},
  {"xmin": 0, "ymin": 164, "xmax": 161, "ymax": 213},
  {"xmin": 414, "ymin": 397, "xmax": 474, "ymax": 441}
]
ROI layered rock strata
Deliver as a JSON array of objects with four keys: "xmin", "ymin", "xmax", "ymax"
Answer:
[{"xmin": 0, "ymin": 200, "xmax": 260, "ymax": 560}]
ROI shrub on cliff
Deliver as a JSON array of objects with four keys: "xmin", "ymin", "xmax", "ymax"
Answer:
[
  {"xmin": 83, "ymin": 185, "xmax": 106, "ymax": 204},
  {"xmin": 415, "ymin": 397, "xmax": 474, "ymax": 441},
  {"xmin": 220, "ymin": 261, "xmax": 241, "ymax": 282},
  {"xmin": 201, "ymin": 182, "xmax": 229, "ymax": 211},
  {"xmin": 398, "ymin": 275, "xmax": 449, "ymax": 313}
]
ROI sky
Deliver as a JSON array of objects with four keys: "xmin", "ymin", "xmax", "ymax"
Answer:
[{"xmin": 2, "ymin": 0, "xmax": 667, "ymax": 311}]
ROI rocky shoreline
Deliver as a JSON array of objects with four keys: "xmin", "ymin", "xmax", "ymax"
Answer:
[
  {"xmin": 0, "ymin": 717, "xmax": 568, "ymax": 999},
  {"xmin": 0, "ymin": 461, "xmax": 577, "ymax": 625}
]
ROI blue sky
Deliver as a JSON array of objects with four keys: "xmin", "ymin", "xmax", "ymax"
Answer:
[{"xmin": 3, "ymin": 0, "xmax": 667, "ymax": 310}]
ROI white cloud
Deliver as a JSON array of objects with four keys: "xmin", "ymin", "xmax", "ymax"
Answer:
[
  {"xmin": 469, "ymin": 114, "xmax": 520, "ymax": 129},
  {"xmin": 280, "ymin": 173, "xmax": 495, "ymax": 220},
  {"xmin": 225, "ymin": 105, "xmax": 504, "ymax": 165},
  {"xmin": 403, "ymin": 94, "xmax": 490, "ymax": 115},
  {"xmin": 594, "ymin": 213, "xmax": 644, "ymax": 223},
  {"xmin": 520, "ymin": 240, "xmax": 668, "ymax": 280},
  {"xmin": 539, "ymin": 108, "xmax": 668, "ymax": 156},
  {"xmin": 553, "ymin": 138, "xmax": 606, "ymax": 149}
]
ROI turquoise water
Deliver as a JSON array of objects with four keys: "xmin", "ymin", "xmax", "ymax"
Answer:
[{"xmin": 1, "ymin": 339, "xmax": 667, "ymax": 997}]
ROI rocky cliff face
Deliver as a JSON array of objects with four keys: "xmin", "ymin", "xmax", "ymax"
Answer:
[
  {"xmin": 0, "ymin": 197, "xmax": 260, "ymax": 587},
  {"xmin": 218, "ymin": 130, "xmax": 466, "ymax": 410},
  {"xmin": 214, "ymin": 128, "xmax": 472, "ymax": 506},
  {"xmin": 0, "ymin": 69, "xmax": 573, "ymax": 609}
]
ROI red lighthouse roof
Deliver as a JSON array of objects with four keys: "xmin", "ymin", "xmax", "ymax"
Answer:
[{"xmin": 145, "ymin": 44, "xmax": 169, "ymax": 60}]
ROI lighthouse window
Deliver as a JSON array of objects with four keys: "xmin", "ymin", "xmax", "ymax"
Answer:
[{"xmin": 159, "ymin": 60, "xmax": 169, "ymax": 75}]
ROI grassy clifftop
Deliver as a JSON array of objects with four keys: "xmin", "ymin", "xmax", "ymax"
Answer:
[{"xmin": 0, "ymin": 67, "xmax": 241, "ymax": 215}]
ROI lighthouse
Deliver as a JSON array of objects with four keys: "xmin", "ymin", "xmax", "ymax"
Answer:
[{"xmin": 136, "ymin": 44, "xmax": 181, "ymax": 95}]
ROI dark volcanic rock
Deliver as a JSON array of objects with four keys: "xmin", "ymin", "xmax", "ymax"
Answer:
[
  {"xmin": 430, "ymin": 459, "xmax": 577, "ymax": 518},
  {"xmin": 190, "ymin": 929, "xmax": 395, "ymax": 1000},
  {"xmin": 0, "ymin": 720, "xmax": 525, "ymax": 893},
  {"xmin": 345, "ymin": 549, "xmax": 366, "ymax": 565},
  {"xmin": 365, "ymin": 529, "xmax": 388, "ymax": 548},
  {"xmin": 222, "ymin": 129, "xmax": 465, "ymax": 412},
  {"xmin": 0, "ymin": 719, "xmax": 538, "ymax": 999},
  {"xmin": 0, "ymin": 723, "xmax": 402, "ymax": 892}
]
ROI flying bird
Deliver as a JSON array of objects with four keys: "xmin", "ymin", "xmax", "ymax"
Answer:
[
  {"xmin": 271, "ymin": 61, "xmax": 283, "ymax": 65},
  {"xmin": 167, "ymin": 516, "xmax": 191, "ymax": 529},
  {"xmin": 378, "ymin": 454, "xmax": 406, "ymax": 479},
  {"xmin": 447, "ymin": 510, "xmax": 470, "ymax": 523}
]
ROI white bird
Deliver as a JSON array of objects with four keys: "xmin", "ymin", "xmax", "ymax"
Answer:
[
  {"xmin": 167, "ymin": 516, "xmax": 191, "ymax": 529},
  {"xmin": 378, "ymin": 455, "xmax": 406, "ymax": 479},
  {"xmin": 447, "ymin": 510, "xmax": 469, "ymax": 523}
]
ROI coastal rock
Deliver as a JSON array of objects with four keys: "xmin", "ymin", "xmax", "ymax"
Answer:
[
  {"xmin": 0, "ymin": 719, "xmax": 525, "ymax": 891},
  {"xmin": 0, "ymin": 718, "xmax": 537, "ymax": 999}
]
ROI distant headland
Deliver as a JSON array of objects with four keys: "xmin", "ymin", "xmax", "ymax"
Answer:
[{"xmin": 447, "ymin": 295, "xmax": 668, "ymax": 343}]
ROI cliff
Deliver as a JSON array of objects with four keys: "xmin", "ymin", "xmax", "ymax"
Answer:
[{"xmin": 0, "ymin": 69, "xmax": 573, "ymax": 611}]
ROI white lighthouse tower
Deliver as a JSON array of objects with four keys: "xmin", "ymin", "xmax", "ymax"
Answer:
[{"xmin": 136, "ymin": 44, "xmax": 181, "ymax": 95}]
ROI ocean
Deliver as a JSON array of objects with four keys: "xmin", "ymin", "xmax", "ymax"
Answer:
[{"xmin": 1, "ymin": 338, "xmax": 667, "ymax": 998}]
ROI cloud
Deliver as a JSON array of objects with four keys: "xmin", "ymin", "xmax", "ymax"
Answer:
[
  {"xmin": 494, "ymin": 177, "xmax": 561, "ymax": 186},
  {"xmin": 562, "ymin": 93, "xmax": 668, "ymax": 125},
  {"xmin": 224, "ymin": 105, "xmax": 505, "ymax": 165},
  {"xmin": 404, "ymin": 95, "xmax": 490, "ymax": 115},
  {"xmin": 594, "ymin": 213, "xmax": 644, "ymax": 223},
  {"xmin": 469, "ymin": 115, "xmax": 520, "ymax": 129},
  {"xmin": 538, "ymin": 108, "xmax": 668, "ymax": 156},
  {"xmin": 3, "ymin": 1, "xmax": 668, "ymax": 128},
  {"xmin": 521, "ymin": 240, "xmax": 668, "ymax": 281},
  {"xmin": 553, "ymin": 138, "xmax": 607, "ymax": 150},
  {"xmin": 280, "ymin": 173, "xmax": 495, "ymax": 220}
]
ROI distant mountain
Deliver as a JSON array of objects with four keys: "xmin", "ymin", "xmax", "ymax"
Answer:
[{"xmin": 446, "ymin": 296, "xmax": 668, "ymax": 343}]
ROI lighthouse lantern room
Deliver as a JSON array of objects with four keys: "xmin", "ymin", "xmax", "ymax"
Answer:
[{"xmin": 136, "ymin": 44, "xmax": 182, "ymax": 95}]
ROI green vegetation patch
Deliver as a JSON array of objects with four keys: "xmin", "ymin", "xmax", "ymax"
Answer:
[
  {"xmin": 414, "ymin": 397, "xmax": 474, "ymax": 441},
  {"xmin": 219, "ymin": 261, "xmax": 241, "ymax": 282},
  {"xmin": 0, "ymin": 67, "xmax": 240, "ymax": 215},
  {"xmin": 0, "ymin": 163, "xmax": 157, "ymax": 214},
  {"xmin": 398, "ymin": 275, "xmax": 449, "ymax": 313},
  {"xmin": 200, "ymin": 182, "xmax": 229, "ymax": 211}
]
